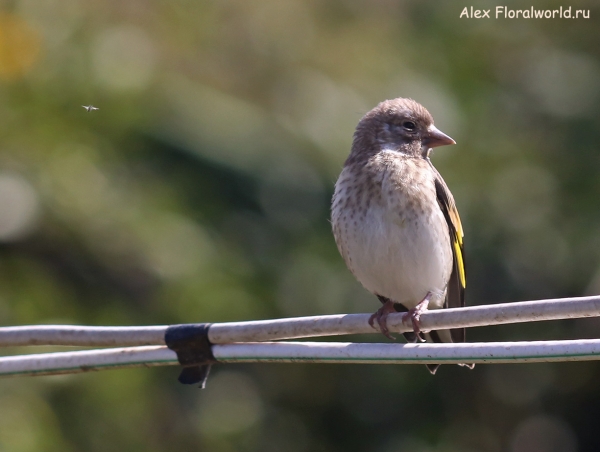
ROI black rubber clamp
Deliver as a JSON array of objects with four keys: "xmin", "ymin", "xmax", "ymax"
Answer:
[{"xmin": 165, "ymin": 323, "xmax": 216, "ymax": 388}]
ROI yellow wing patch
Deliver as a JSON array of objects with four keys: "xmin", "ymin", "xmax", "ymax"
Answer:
[
  {"xmin": 432, "ymin": 173, "xmax": 467, "ymax": 296},
  {"xmin": 453, "ymin": 237, "xmax": 466, "ymax": 289},
  {"xmin": 449, "ymin": 208, "xmax": 464, "ymax": 246},
  {"xmin": 449, "ymin": 202, "xmax": 465, "ymax": 287}
]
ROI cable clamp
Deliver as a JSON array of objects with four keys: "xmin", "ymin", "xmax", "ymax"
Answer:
[{"xmin": 165, "ymin": 323, "xmax": 215, "ymax": 388}]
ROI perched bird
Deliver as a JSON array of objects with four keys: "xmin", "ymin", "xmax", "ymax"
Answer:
[
  {"xmin": 331, "ymin": 97, "xmax": 471, "ymax": 374},
  {"xmin": 82, "ymin": 105, "xmax": 99, "ymax": 112}
]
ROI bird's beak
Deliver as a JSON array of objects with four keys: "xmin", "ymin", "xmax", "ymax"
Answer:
[{"xmin": 425, "ymin": 125, "xmax": 456, "ymax": 148}]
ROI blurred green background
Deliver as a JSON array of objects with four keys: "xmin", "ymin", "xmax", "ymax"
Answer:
[{"xmin": 0, "ymin": 0, "xmax": 599, "ymax": 450}]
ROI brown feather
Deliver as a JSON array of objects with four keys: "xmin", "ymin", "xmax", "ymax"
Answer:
[{"xmin": 432, "ymin": 168, "xmax": 466, "ymax": 343}]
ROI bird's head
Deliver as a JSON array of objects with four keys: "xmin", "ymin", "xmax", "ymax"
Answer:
[{"xmin": 350, "ymin": 98, "xmax": 455, "ymax": 161}]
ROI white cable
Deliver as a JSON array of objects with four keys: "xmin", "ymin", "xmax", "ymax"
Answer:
[
  {"xmin": 1, "ymin": 295, "xmax": 599, "ymax": 347},
  {"xmin": 209, "ymin": 295, "xmax": 600, "ymax": 343},
  {"xmin": 0, "ymin": 326, "xmax": 167, "ymax": 347},
  {"xmin": 2, "ymin": 339, "xmax": 600, "ymax": 378},
  {"xmin": 0, "ymin": 346, "xmax": 171, "ymax": 377}
]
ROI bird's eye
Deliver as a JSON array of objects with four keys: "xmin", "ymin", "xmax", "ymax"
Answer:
[{"xmin": 402, "ymin": 121, "xmax": 416, "ymax": 131}]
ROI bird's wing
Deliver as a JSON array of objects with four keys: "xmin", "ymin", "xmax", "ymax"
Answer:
[{"xmin": 432, "ymin": 167, "xmax": 466, "ymax": 343}]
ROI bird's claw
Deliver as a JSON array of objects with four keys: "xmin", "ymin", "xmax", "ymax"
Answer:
[
  {"xmin": 401, "ymin": 292, "xmax": 432, "ymax": 336},
  {"xmin": 368, "ymin": 300, "xmax": 397, "ymax": 340}
]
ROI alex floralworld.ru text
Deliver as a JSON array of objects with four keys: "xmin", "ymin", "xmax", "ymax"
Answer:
[{"xmin": 460, "ymin": 6, "xmax": 590, "ymax": 19}]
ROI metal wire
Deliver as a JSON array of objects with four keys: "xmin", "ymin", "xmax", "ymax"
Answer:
[
  {"xmin": 1, "ymin": 295, "xmax": 599, "ymax": 347},
  {"xmin": 2, "ymin": 339, "xmax": 600, "ymax": 378},
  {"xmin": 1, "ymin": 295, "xmax": 600, "ymax": 378}
]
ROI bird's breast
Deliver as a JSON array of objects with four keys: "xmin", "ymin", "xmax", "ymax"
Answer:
[{"xmin": 332, "ymin": 157, "xmax": 452, "ymax": 308}]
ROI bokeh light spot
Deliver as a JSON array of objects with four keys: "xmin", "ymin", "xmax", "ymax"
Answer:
[
  {"xmin": 509, "ymin": 415, "xmax": 577, "ymax": 452},
  {"xmin": 92, "ymin": 25, "xmax": 157, "ymax": 91},
  {"xmin": 0, "ymin": 12, "xmax": 41, "ymax": 80},
  {"xmin": 0, "ymin": 172, "xmax": 41, "ymax": 241}
]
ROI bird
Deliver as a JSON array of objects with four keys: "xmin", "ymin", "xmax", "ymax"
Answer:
[
  {"xmin": 331, "ymin": 97, "xmax": 472, "ymax": 374},
  {"xmin": 82, "ymin": 105, "xmax": 99, "ymax": 112}
]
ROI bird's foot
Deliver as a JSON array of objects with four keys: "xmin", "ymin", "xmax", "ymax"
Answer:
[
  {"xmin": 368, "ymin": 299, "xmax": 397, "ymax": 340},
  {"xmin": 402, "ymin": 292, "xmax": 432, "ymax": 340}
]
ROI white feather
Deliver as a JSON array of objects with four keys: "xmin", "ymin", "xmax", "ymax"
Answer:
[{"xmin": 332, "ymin": 156, "xmax": 452, "ymax": 311}]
